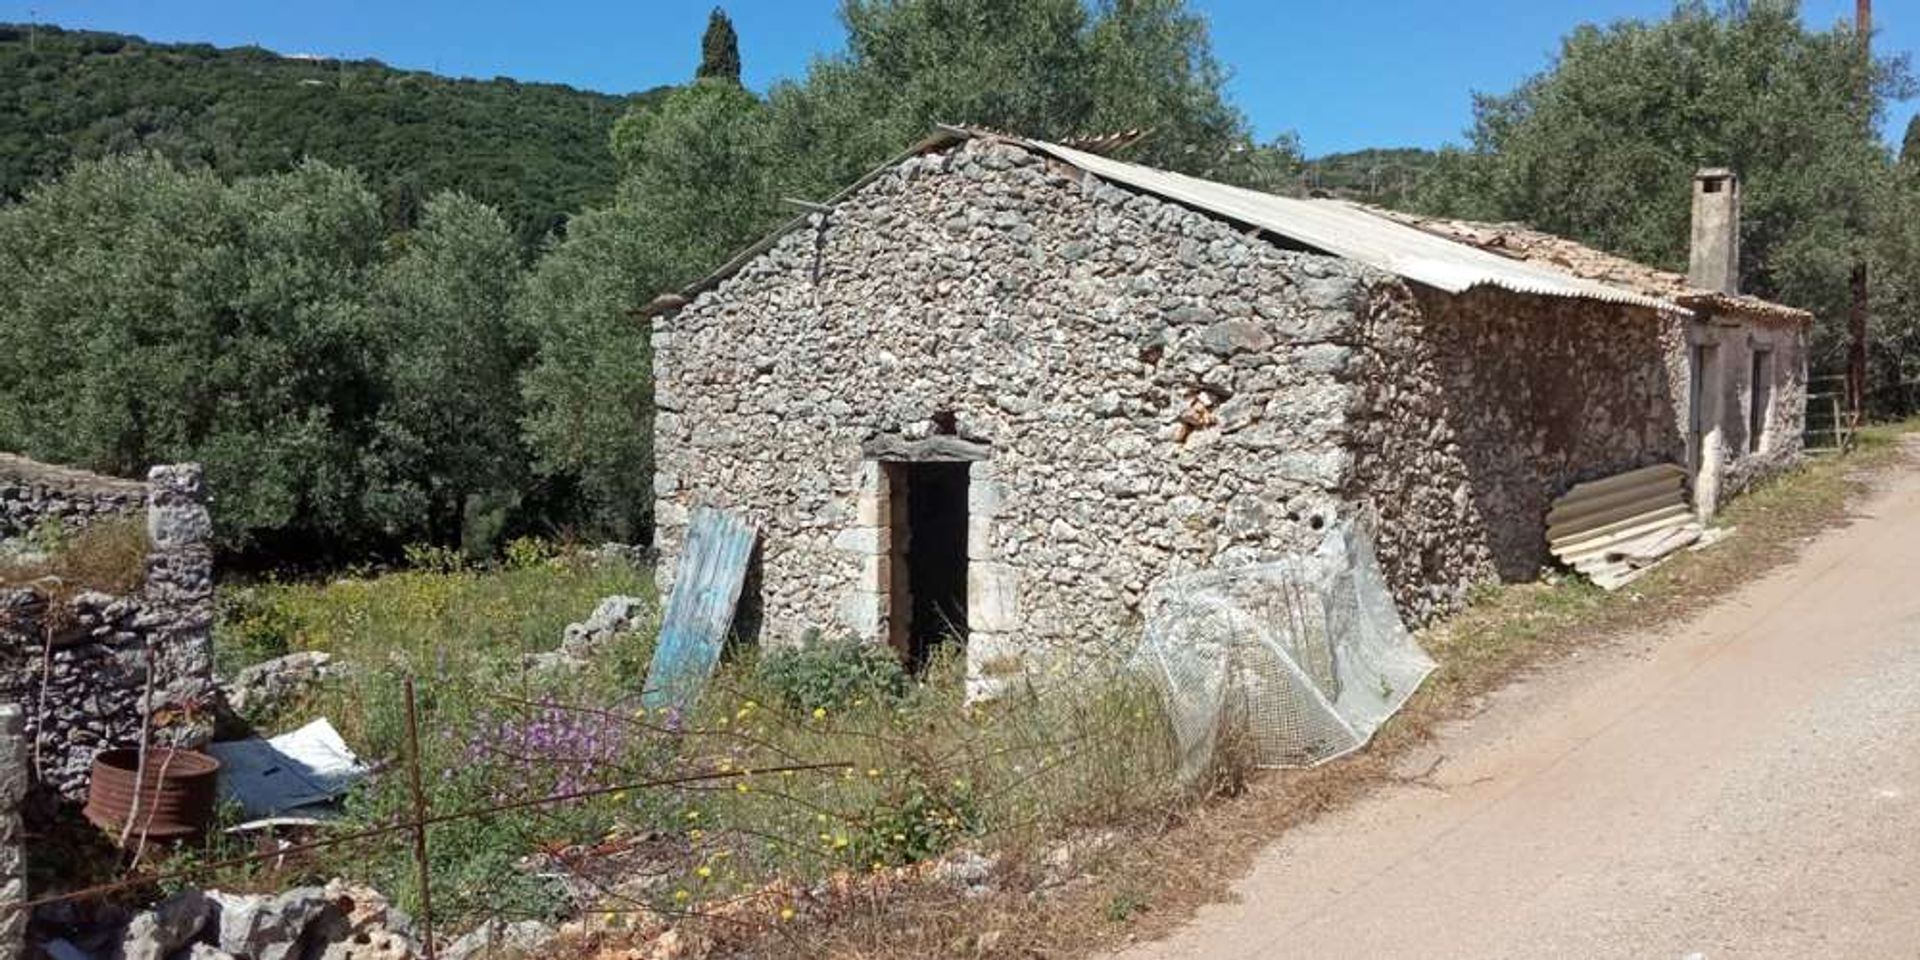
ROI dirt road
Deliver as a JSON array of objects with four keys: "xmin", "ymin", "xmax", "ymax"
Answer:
[{"xmin": 1118, "ymin": 451, "xmax": 1920, "ymax": 960}]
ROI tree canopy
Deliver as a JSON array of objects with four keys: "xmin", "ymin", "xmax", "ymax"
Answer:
[
  {"xmin": 0, "ymin": 23, "xmax": 663, "ymax": 247},
  {"xmin": 698, "ymin": 8, "xmax": 743, "ymax": 85},
  {"xmin": 1414, "ymin": 1, "xmax": 1913, "ymax": 371}
]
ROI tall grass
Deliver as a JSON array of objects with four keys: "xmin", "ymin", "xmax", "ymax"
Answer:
[{"xmin": 204, "ymin": 555, "xmax": 1182, "ymax": 932}]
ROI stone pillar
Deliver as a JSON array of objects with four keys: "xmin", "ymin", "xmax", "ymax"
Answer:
[
  {"xmin": 832, "ymin": 461, "xmax": 889, "ymax": 643},
  {"xmin": 965, "ymin": 461, "xmax": 1021, "ymax": 702},
  {"xmin": 0, "ymin": 703, "xmax": 26, "ymax": 960},
  {"xmin": 141, "ymin": 465, "xmax": 216, "ymax": 746}
]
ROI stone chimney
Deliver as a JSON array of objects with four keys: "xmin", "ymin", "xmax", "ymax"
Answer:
[{"xmin": 1688, "ymin": 168, "xmax": 1740, "ymax": 295}]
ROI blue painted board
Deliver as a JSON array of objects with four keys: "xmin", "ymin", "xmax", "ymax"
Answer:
[{"xmin": 643, "ymin": 507, "xmax": 757, "ymax": 712}]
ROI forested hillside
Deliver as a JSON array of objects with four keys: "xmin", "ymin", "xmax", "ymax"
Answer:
[{"xmin": 0, "ymin": 23, "xmax": 658, "ymax": 244}]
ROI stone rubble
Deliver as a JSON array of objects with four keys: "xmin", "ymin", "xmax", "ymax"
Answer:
[
  {"xmin": 54, "ymin": 880, "xmax": 423, "ymax": 960},
  {"xmin": 525, "ymin": 595, "xmax": 651, "ymax": 672},
  {"xmin": 221, "ymin": 651, "xmax": 337, "ymax": 718}
]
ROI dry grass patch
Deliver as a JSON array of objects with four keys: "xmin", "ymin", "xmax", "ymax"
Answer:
[{"xmin": 0, "ymin": 515, "xmax": 149, "ymax": 596}]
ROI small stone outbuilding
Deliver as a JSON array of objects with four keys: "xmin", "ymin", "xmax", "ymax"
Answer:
[{"xmin": 647, "ymin": 129, "xmax": 1809, "ymax": 696}]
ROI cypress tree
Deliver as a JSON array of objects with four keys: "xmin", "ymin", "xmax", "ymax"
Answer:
[{"xmin": 697, "ymin": 8, "xmax": 741, "ymax": 84}]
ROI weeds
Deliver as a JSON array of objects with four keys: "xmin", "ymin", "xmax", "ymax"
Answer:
[
  {"xmin": 194, "ymin": 547, "xmax": 1185, "ymax": 939},
  {"xmin": 0, "ymin": 514, "xmax": 148, "ymax": 595}
]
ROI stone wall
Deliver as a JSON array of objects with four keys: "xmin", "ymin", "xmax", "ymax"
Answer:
[
  {"xmin": 1343, "ymin": 282, "xmax": 1496, "ymax": 623},
  {"xmin": 1695, "ymin": 315, "xmax": 1809, "ymax": 508},
  {"xmin": 0, "ymin": 453, "xmax": 146, "ymax": 544},
  {"xmin": 654, "ymin": 138, "xmax": 1389, "ymax": 694},
  {"xmin": 1411, "ymin": 287, "xmax": 1691, "ymax": 579},
  {"xmin": 0, "ymin": 704, "xmax": 23, "ymax": 960},
  {"xmin": 0, "ymin": 465, "xmax": 216, "ymax": 800}
]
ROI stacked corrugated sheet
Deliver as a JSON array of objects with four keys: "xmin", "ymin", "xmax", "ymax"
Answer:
[{"xmin": 1547, "ymin": 464, "xmax": 1701, "ymax": 590}]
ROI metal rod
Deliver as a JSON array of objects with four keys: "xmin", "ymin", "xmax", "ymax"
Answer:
[
  {"xmin": 403, "ymin": 677, "xmax": 437, "ymax": 960},
  {"xmin": 4, "ymin": 760, "xmax": 854, "ymax": 914}
]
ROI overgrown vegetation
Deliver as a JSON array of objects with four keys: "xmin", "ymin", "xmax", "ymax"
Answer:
[
  {"xmin": 0, "ymin": 515, "xmax": 148, "ymax": 594},
  {"xmin": 200, "ymin": 550, "xmax": 1181, "ymax": 934}
]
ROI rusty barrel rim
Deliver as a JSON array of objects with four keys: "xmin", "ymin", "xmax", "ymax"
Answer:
[{"xmin": 83, "ymin": 747, "xmax": 222, "ymax": 840}]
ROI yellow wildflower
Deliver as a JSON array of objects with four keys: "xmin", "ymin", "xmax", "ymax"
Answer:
[
  {"xmin": 735, "ymin": 781, "xmax": 750, "ymax": 794},
  {"xmin": 685, "ymin": 810, "xmax": 701, "ymax": 822},
  {"xmin": 812, "ymin": 706, "xmax": 827, "ymax": 721},
  {"xmin": 688, "ymin": 828, "xmax": 704, "ymax": 841},
  {"xmin": 779, "ymin": 907, "xmax": 795, "ymax": 922},
  {"xmin": 866, "ymin": 768, "xmax": 881, "ymax": 778},
  {"xmin": 673, "ymin": 889, "xmax": 689, "ymax": 903},
  {"xmin": 832, "ymin": 835, "xmax": 849, "ymax": 849},
  {"xmin": 696, "ymin": 865, "xmax": 713, "ymax": 879}
]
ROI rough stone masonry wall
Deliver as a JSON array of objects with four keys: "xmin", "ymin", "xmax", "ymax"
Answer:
[
  {"xmin": 0, "ymin": 464, "xmax": 216, "ymax": 800},
  {"xmin": 654, "ymin": 138, "xmax": 1428, "ymax": 687},
  {"xmin": 0, "ymin": 704, "xmax": 23, "ymax": 960},
  {"xmin": 1412, "ymin": 287, "xmax": 1691, "ymax": 580},
  {"xmin": 1343, "ymin": 282, "xmax": 1497, "ymax": 623},
  {"xmin": 0, "ymin": 453, "xmax": 147, "ymax": 544}
]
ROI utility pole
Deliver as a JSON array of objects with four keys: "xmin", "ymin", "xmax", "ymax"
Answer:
[{"xmin": 1847, "ymin": 0, "xmax": 1872, "ymax": 420}]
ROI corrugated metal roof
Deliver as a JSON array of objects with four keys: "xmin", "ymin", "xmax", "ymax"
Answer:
[
  {"xmin": 1021, "ymin": 138, "xmax": 1687, "ymax": 314},
  {"xmin": 647, "ymin": 126, "xmax": 1691, "ymax": 317}
]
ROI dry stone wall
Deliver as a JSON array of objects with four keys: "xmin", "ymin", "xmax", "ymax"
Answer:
[
  {"xmin": 0, "ymin": 464, "xmax": 216, "ymax": 800},
  {"xmin": 654, "ymin": 139, "xmax": 1390, "ymax": 690},
  {"xmin": 1343, "ymin": 282, "xmax": 1496, "ymax": 623},
  {"xmin": 0, "ymin": 453, "xmax": 146, "ymax": 545},
  {"xmin": 0, "ymin": 704, "xmax": 23, "ymax": 960},
  {"xmin": 1411, "ymin": 287, "xmax": 1691, "ymax": 579}
]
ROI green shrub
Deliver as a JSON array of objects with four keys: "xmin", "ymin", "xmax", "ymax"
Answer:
[
  {"xmin": 755, "ymin": 635, "xmax": 907, "ymax": 712},
  {"xmin": 400, "ymin": 542, "xmax": 468, "ymax": 574},
  {"xmin": 848, "ymin": 767, "xmax": 981, "ymax": 868},
  {"xmin": 502, "ymin": 536, "xmax": 557, "ymax": 570},
  {"xmin": 214, "ymin": 586, "xmax": 300, "ymax": 674}
]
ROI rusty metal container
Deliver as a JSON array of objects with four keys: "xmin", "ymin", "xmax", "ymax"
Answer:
[{"xmin": 83, "ymin": 747, "xmax": 221, "ymax": 842}]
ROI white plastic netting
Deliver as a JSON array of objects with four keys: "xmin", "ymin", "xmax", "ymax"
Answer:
[{"xmin": 1132, "ymin": 518, "xmax": 1434, "ymax": 781}]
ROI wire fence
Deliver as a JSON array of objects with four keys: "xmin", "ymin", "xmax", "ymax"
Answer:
[{"xmin": 5, "ymin": 647, "xmax": 1180, "ymax": 958}]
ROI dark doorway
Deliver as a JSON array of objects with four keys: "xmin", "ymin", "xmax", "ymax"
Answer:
[{"xmin": 901, "ymin": 461, "xmax": 969, "ymax": 672}]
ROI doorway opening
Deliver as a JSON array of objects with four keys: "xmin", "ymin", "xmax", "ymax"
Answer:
[{"xmin": 889, "ymin": 461, "xmax": 969, "ymax": 672}]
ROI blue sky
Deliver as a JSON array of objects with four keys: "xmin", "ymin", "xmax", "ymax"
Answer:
[{"xmin": 5, "ymin": 1, "xmax": 1914, "ymax": 157}]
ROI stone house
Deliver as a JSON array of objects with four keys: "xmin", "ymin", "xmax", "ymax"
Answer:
[{"xmin": 646, "ymin": 128, "xmax": 1809, "ymax": 696}]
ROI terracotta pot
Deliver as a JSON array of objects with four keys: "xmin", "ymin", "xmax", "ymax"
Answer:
[{"xmin": 83, "ymin": 747, "xmax": 221, "ymax": 843}]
